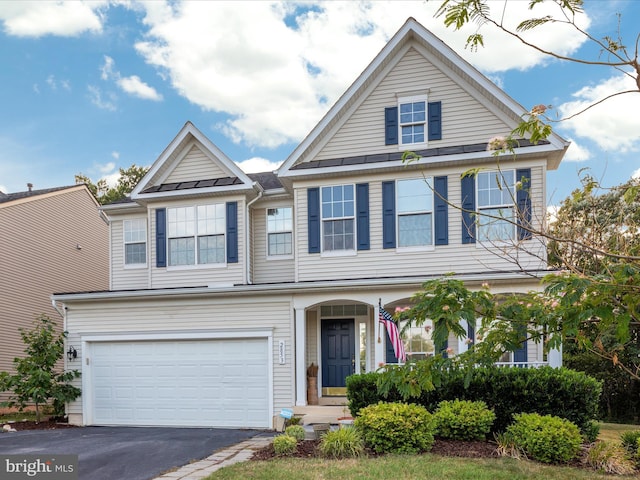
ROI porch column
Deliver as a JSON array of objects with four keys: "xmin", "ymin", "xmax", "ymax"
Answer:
[
  {"xmin": 295, "ymin": 307, "xmax": 307, "ymax": 406},
  {"xmin": 548, "ymin": 345, "xmax": 562, "ymax": 368},
  {"xmin": 374, "ymin": 304, "xmax": 384, "ymax": 368}
]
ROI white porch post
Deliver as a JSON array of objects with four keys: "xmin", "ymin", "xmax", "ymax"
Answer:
[
  {"xmin": 295, "ymin": 307, "xmax": 307, "ymax": 406},
  {"xmin": 374, "ymin": 304, "xmax": 384, "ymax": 368}
]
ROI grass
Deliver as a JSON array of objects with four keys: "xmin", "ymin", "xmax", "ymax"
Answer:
[
  {"xmin": 598, "ymin": 422, "xmax": 640, "ymax": 444},
  {"xmin": 203, "ymin": 454, "xmax": 617, "ymax": 480},
  {"xmin": 0, "ymin": 412, "xmax": 38, "ymax": 422}
]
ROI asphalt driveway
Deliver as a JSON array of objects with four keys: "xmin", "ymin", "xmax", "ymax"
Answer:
[{"xmin": 0, "ymin": 426, "xmax": 266, "ymax": 480}]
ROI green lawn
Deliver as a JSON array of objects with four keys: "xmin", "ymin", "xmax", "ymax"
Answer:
[{"xmin": 202, "ymin": 422, "xmax": 640, "ymax": 480}]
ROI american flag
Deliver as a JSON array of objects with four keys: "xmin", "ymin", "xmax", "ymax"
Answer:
[{"xmin": 379, "ymin": 306, "xmax": 406, "ymax": 362}]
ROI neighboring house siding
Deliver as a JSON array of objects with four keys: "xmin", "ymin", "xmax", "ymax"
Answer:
[
  {"xmin": 0, "ymin": 187, "xmax": 108, "ymax": 401},
  {"xmin": 110, "ymin": 216, "xmax": 150, "ymax": 290},
  {"xmin": 64, "ymin": 296, "xmax": 293, "ymax": 418},
  {"xmin": 295, "ymin": 163, "xmax": 546, "ymax": 282},
  {"xmin": 311, "ymin": 47, "xmax": 510, "ymax": 163},
  {"xmin": 251, "ymin": 201, "xmax": 295, "ymax": 284},
  {"xmin": 165, "ymin": 145, "xmax": 227, "ymax": 183}
]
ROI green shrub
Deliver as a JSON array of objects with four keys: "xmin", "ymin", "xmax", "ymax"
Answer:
[
  {"xmin": 318, "ymin": 427, "xmax": 364, "ymax": 458},
  {"xmin": 585, "ymin": 441, "xmax": 637, "ymax": 475},
  {"xmin": 582, "ymin": 420, "xmax": 600, "ymax": 443},
  {"xmin": 355, "ymin": 402, "xmax": 434, "ymax": 454},
  {"xmin": 346, "ymin": 366, "xmax": 601, "ymax": 435},
  {"xmin": 620, "ymin": 430, "xmax": 640, "ymax": 457},
  {"xmin": 273, "ymin": 435, "xmax": 297, "ymax": 456},
  {"xmin": 506, "ymin": 413, "xmax": 582, "ymax": 463},
  {"xmin": 433, "ymin": 399, "xmax": 496, "ymax": 440},
  {"xmin": 284, "ymin": 425, "xmax": 306, "ymax": 442}
]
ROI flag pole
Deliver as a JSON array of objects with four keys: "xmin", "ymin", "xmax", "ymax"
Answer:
[{"xmin": 377, "ymin": 298, "xmax": 381, "ymax": 343}]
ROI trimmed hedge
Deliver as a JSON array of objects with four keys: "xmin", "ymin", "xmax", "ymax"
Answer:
[{"xmin": 346, "ymin": 366, "xmax": 601, "ymax": 434}]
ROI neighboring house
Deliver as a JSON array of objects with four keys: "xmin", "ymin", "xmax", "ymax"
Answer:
[
  {"xmin": 0, "ymin": 184, "xmax": 109, "ymax": 402},
  {"xmin": 53, "ymin": 18, "xmax": 568, "ymax": 429}
]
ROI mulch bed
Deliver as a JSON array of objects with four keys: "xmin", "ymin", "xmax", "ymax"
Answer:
[
  {"xmin": 3, "ymin": 419, "xmax": 77, "ymax": 431},
  {"xmin": 251, "ymin": 437, "xmax": 498, "ymax": 461}
]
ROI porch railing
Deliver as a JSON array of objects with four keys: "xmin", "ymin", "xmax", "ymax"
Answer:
[{"xmin": 494, "ymin": 361, "xmax": 548, "ymax": 368}]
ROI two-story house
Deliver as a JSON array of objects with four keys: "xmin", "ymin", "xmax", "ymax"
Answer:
[
  {"xmin": 0, "ymin": 184, "xmax": 108, "ymax": 403},
  {"xmin": 52, "ymin": 18, "xmax": 568, "ymax": 429}
]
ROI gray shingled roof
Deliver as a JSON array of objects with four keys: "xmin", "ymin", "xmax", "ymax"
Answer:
[
  {"xmin": 0, "ymin": 185, "xmax": 79, "ymax": 204},
  {"xmin": 247, "ymin": 172, "xmax": 283, "ymax": 191}
]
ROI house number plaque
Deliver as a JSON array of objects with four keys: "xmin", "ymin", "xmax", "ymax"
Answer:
[{"xmin": 278, "ymin": 340, "xmax": 286, "ymax": 364}]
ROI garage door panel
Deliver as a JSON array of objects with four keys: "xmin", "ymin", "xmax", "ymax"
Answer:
[{"xmin": 90, "ymin": 338, "xmax": 270, "ymax": 428}]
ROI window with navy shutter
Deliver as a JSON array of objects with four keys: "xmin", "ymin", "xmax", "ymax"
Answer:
[
  {"xmin": 434, "ymin": 175, "xmax": 448, "ymax": 245},
  {"xmin": 516, "ymin": 168, "xmax": 532, "ymax": 240},
  {"xmin": 356, "ymin": 183, "xmax": 370, "ymax": 250},
  {"xmin": 155, "ymin": 208, "xmax": 166, "ymax": 268},
  {"xmin": 307, "ymin": 188, "xmax": 320, "ymax": 254},
  {"xmin": 461, "ymin": 174, "xmax": 476, "ymax": 244},
  {"xmin": 226, "ymin": 201, "xmax": 238, "ymax": 263},
  {"xmin": 385, "ymin": 100, "xmax": 442, "ymax": 146},
  {"xmin": 382, "ymin": 181, "xmax": 396, "ymax": 249}
]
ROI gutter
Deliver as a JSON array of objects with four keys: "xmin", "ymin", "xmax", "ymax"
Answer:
[{"xmin": 245, "ymin": 183, "xmax": 264, "ymax": 284}]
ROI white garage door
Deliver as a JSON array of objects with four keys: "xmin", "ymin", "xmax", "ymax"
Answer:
[{"xmin": 89, "ymin": 338, "xmax": 270, "ymax": 428}]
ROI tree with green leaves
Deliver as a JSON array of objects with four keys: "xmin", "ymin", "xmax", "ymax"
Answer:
[
  {"xmin": 75, "ymin": 164, "xmax": 148, "ymax": 205},
  {"xmin": 0, "ymin": 315, "xmax": 81, "ymax": 422}
]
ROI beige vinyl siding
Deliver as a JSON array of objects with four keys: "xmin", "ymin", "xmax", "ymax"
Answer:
[
  {"xmin": 110, "ymin": 217, "xmax": 150, "ymax": 290},
  {"xmin": 312, "ymin": 47, "xmax": 510, "ymax": 163},
  {"xmin": 64, "ymin": 296, "xmax": 293, "ymax": 418},
  {"xmin": 305, "ymin": 309, "xmax": 318, "ymax": 368},
  {"xmin": 251, "ymin": 202, "xmax": 295, "ymax": 284},
  {"xmin": 165, "ymin": 145, "xmax": 227, "ymax": 183},
  {"xmin": 295, "ymin": 163, "xmax": 546, "ymax": 282},
  {"xmin": 0, "ymin": 187, "xmax": 108, "ymax": 401},
  {"xmin": 148, "ymin": 199, "xmax": 246, "ymax": 288}
]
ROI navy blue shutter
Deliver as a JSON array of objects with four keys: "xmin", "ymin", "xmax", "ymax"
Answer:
[
  {"xmin": 461, "ymin": 174, "xmax": 476, "ymax": 244},
  {"xmin": 155, "ymin": 208, "xmax": 166, "ymax": 268},
  {"xmin": 514, "ymin": 326, "xmax": 528, "ymax": 365},
  {"xmin": 385, "ymin": 331, "xmax": 399, "ymax": 364},
  {"xmin": 385, "ymin": 107, "xmax": 398, "ymax": 145},
  {"xmin": 467, "ymin": 321, "xmax": 475, "ymax": 347},
  {"xmin": 307, "ymin": 188, "xmax": 320, "ymax": 254},
  {"xmin": 516, "ymin": 168, "xmax": 532, "ymax": 240},
  {"xmin": 434, "ymin": 175, "xmax": 448, "ymax": 245},
  {"xmin": 226, "ymin": 202, "xmax": 238, "ymax": 263},
  {"xmin": 382, "ymin": 181, "xmax": 396, "ymax": 249},
  {"xmin": 356, "ymin": 183, "xmax": 370, "ymax": 250},
  {"xmin": 428, "ymin": 101, "xmax": 442, "ymax": 141}
]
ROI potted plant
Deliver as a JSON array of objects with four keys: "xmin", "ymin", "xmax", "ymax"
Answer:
[{"xmin": 306, "ymin": 363, "xmax": 318, "ymax": 405}]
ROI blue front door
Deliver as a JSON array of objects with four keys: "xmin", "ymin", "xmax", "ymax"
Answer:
[{"xmin": 321, "ymin": 319, "xmax": 355, "ymax": 390}]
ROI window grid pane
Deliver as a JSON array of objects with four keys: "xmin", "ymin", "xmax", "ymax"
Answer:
[
  {"xmin": 268, "ymin": 232, "xmax": 292, "ymax": 256},
  {"xmin": 267, "ymin": 207, "xmax": 292, "ymax": 233},
  {"xmin": 478, "ymin": 207, "xmax": 515, "ymax": 242},
  {"xmin": 125, "ymin": 243, "xmax": 146, "ymax": 265},
  {"xmin": 323, "ymin": 219, "xmax": 354, "ymax": 251},
  {"xmin": 477, "ymin": 171, "xmax": 515, "ymax": 208},
  {"xmin": 124, "ymin": 219, "xmax": 147, "ymax": 265},
  {"xmin": 398, "ymin": 213, "xmax": 432, "ymax": 247},
  {"xmin": 198, "ymin": 235, "xmax": 225, "ymax": 264},
  {"xmin": 168, "ymin": 237, "xmax": 195, "ymax": 266},
  {"xmin": 321, "ymin": 185, "xmax": 354, "ymax": 219}
]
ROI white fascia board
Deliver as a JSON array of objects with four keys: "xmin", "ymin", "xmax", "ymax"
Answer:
[
  {"xmin": 133, "ymin": 184, "xmax": 255, "ymax": 202},
  {"xmin": 52, "ymin": 270, "xmax": 550, "ymax": 303}
]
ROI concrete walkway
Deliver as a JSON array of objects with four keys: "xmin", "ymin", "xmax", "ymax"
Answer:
[{"xmin": 153, "ymin": 435, "xmax": 274, "ymax": 480}]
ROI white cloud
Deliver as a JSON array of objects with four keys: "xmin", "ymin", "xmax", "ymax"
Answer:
[
  {"xmin": 101, "ymin": 55, "xmax": 116, "ymax": 81},
  {"xmin": 236, "ymin": 157, "xmax": 282, "ymax": 174},
  {"xmin": 98, "ymin": 162, "xmax": 116, "ymax": 174},
  {"xmin": 632, "ymin": 168, "xmax": 640, "ymax": 180},
  {"xmin": 0, "ymin": 1, "xmax": 105, "ymax": 37},
  {"xmin": 557, "ymin": 74, "xmax": 640, "ymax": 153},
  {"xmin": 0, "ymin": 185, "xmax": 7, "ymax": 194},
  {"xmin": 87, "ymin": 85, "xmax": 117, "ymax": 111},
  {"xmin": 562, "ymin": 138, "xmax": 591, "ymax": 162},
  {"xmin": 111, "ymin": 151, "xmax": 120, "ymax": 160},
  {"xmin": 131, "ymin": 1, "xmax": 590, "ymax": 149},
  {"xmin": 117, "ymin": 75, "xmax": 163, "ymax": 101},
  {"xmin": 44, "ymin": 74, "xmax": 71, "ymax": 92}
]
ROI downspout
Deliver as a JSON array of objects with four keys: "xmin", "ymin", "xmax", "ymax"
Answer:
[{"xmin": 246, "ymin": 183, "xmax": 264, "ymax": 285}]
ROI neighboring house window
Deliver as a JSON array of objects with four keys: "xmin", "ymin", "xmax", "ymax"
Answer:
[
  {"xmin": 167, "ymin": 204, "xmax": 225, "ymax": 266},
  {"xmin": 397, "ymin": 178, "xmax": 433, "ymax": 247},
  {"xmin": 386, "ymin": 319, "xmax": 436, "ymax": 364},
  {"xmin": 398, "ymin": 95, "xmax": 426, "ymax": 145},
  {"xmin": 477, "ymin": 170, "xmax": 515, "ymax": 242},
  {"xmin": 321, "ymin": 185, "xmax": 355, "ymax": 251},
  {"xmin": 267, "ymin": 207, "xmax": 293, "ymax": 256},
  {"xmin": 123, "ymin": 219, "xmax": 147, "ymax": 265}
]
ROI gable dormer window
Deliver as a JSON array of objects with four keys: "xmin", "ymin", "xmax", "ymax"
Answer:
[
  {"xmin": 123, "ymin": 218, "xmax": 147, "ymax": 266},
  {"xmin": 167, "ymin": 204, "xmax": 225, "ymax": 266},
  {"xmin": 399, "ymin": 95, "xmax": 427, "ymax": 146}
]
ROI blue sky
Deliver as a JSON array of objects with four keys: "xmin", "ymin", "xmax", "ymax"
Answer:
[{"xmin": 0, "ymin": 1, "xmax": 638, "ymax": 206}]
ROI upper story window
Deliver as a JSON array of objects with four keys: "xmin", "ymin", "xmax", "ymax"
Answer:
[
  {"xmin": 397, "ymin": 178, "xmax": 433, "ymax": 247},
  {"xmin": 267, "ymin": 207, "xmax": 293, "ymax": 256},
  {"xmin": 123, "ymin": 219, "xmax": 147, "ymax": 266},
  {"xmin": 167, "ymin": 204, "xmax": 225, "ymax": 266},
  {"xmin": 321, "ymin": 185, "xmax": 355, "ymax": 252},
  {"xmin": 398, "ymin": 95, "xmax": 427, "ymax": 146},
  {"xmin": 477, "ymin": 170, "xmax": 515, "ymax": 242}
]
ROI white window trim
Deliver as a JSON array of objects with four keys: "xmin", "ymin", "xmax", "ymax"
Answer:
[
  {"xmin": 123, "ymin": 218, "xmax": 147, "ymax": 269},
  {"xmin": 476, "ymin": 169, "xmax": 516, "ymax": 247},
  {"xmin": 395, "ymin": 177, "xmax": 435, "ymax": 251},
  {"xmin": 265, "ymin": 206, "xmax": 294, "ymax": 260},
  {"xmin": 167, "ymin": 204, "xmax": 226, "ymax": 267},
  {"xmin": 397, "ymin": 93, "xmax": 428, "ymax": 150},
  {"xmin": 320, "ymin": 184, "xmax": 357, "ymax": 254}
]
